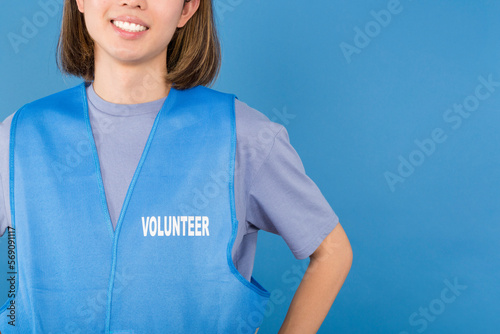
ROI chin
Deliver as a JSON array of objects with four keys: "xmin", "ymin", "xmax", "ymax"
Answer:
[{"xmin": 111, "ymin": 50, "xmax": 147, "ymax": 63}]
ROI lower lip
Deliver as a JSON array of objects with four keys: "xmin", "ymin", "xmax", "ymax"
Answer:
[{"xmin": 111, "ymin": 21, "xmax": 149, "ymax": 40}]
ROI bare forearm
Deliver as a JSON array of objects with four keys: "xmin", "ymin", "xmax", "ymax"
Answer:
[{"xmin": 278, "ymin": 223, "xmax": 353, "ymax": 334}]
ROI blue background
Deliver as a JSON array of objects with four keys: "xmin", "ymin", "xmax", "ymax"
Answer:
[{"xmin": 1, "ymin": 0, "xmax": 499, "ymax": 332}]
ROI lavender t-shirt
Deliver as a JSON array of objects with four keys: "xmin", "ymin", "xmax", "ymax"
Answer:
[{"xmin": 0, "ymin": 84, "xmax": 339, "ymax": 281}]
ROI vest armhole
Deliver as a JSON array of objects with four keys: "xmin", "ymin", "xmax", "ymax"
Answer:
[{"xmin": 225, "ymin": 95, "xmax": 270, "ymax": 298}]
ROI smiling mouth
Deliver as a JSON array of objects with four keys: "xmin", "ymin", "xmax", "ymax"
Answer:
[{"xmin": 111, "ymin": 20, "xmax": 149, "ymax": 33}]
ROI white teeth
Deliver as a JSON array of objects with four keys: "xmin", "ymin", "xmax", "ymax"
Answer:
[{"xmin": 112, "ymin": 20, "xmax": 148, "ymax": 33}]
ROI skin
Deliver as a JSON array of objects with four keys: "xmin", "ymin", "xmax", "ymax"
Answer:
[
  {"xmin": 75, "ymin": 1, "xmax": 353, "ymax": 332},
  {"xmin": 75, "ymin": 0, "xmax": 200, "ymax": 104},
  {"xmin": 277, "ymin": 223, "xmax": 353, "ymax": 333}
]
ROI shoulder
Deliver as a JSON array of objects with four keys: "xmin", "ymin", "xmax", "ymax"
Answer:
[
  {"xmin": 234, "ymin": 98, "xmax": 289, "ymax": 185},
  {"xmin": 196, "ymin": 87, "xmax": 287, "ymax": 152},
  {"xmin": 29, "ymin": 84, "xmax": 83, "ymax": 107},
  {"xmin": 180, "ymin": 85, "xmax": 234, "ymax": 109},
  {"xmin": 234, "ymin": 98, "xmax": 285, "ymax": 149},
  {"xmin": 15, "ymin": 84, "xmax": 84, "ymax": 118}
]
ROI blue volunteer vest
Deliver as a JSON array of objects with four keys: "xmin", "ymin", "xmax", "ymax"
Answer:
[{"xmin": 0, "ymin": 82, "xmax": 271, "ymax": 333}]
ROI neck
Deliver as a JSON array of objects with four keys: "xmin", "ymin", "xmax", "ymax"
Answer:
[{"xmin": 92, "ymin": 50, "xmax": 171, "ymax": 105}]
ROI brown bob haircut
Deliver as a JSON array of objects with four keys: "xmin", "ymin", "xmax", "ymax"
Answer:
[{"xmin": 56, "ymin": 0, "xmax": 221, "ymax": 90}]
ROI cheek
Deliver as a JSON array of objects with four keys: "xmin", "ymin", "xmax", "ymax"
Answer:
[
  {"xmin": 155, "ymin": 2, "xmax": 185, "ymax": 28},
  {"xmin": 82, "ymin": 4, "xmax": 109, "ymax": 40},
  {"xmin": 157, "ymin": 10, "xmax": 184, "ymax": 36}
]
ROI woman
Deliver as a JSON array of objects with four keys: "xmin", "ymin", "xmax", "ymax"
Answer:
[{"xmin": 0, "ymin": 0, "xmax": 353, "ymax": 332}]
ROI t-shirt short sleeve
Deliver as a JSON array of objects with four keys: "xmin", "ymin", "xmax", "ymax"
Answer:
[{"xmin": 244, "ymin": 115, "xmax": 339, "ymax": 260}]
